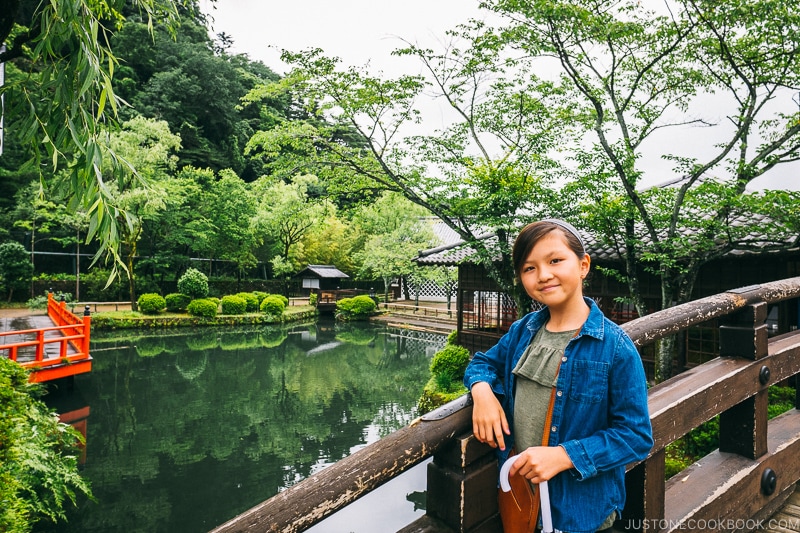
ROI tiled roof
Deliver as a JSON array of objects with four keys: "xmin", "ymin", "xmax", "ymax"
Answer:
[
  {"xmin": 295, "ymin": 265, "xmax": 350, "ymax": 279},
  {"xmin": 416, "ymin": 216, "xmax": 799, "ymax": 266}
]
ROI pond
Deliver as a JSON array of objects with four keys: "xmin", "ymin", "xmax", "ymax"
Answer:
[{"xmin": 38, "ymin": 318, "xmax": 449, "ymax": 533}]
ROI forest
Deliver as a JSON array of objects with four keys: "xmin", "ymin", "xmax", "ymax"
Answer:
[{"xmin": 0, "ymin": 0, "xmax": 446, "ymax": 306}]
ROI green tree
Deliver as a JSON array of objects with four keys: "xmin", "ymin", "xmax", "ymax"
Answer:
[
  {"xmin": 203, "ymin": 170, "xmax": 259, "ymax": 281},
  {"xmin": 102, "ymin": 116, "xmax": 181, "ymax": 309},
  {"xmin": 247, "ymin": 35, "xmax": 564, "ymax": 309},
  {"xmin": 252, "ymin": 174, "xmax": 328, "ymax": 264},
  {"xmin": 354, "ymin": 193, "xmax": 436, "ymax": 302},
  {"xmin": 0, "ymin": 241, "xmax": 33, "ymax": 301},
  {"xmin": 482, "ymin": 0, "xmax": 800, "ymax": 380},
  {"xmin": 111, "ymin": 17, "xmax": 282, "ymax": 174},
  {"xmin": 0, "ymin": 0, "xmax": 185, "ymax": 277}
]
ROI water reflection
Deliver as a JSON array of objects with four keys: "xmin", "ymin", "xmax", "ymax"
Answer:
[{"xmin": 40, "ymin": 319, "xmax": 447, "ymax": 533}]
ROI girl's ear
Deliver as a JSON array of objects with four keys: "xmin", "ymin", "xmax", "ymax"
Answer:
[{"xmin": 580, "ymin": 254, "xmax": 591, "ymax": 279}]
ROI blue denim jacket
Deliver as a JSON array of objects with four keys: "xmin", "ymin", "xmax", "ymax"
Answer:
[{"xmin": 463, "ymin": 298, "xmax": 653, "ymax": 533}]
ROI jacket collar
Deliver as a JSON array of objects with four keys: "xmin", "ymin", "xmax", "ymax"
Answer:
[{"xmin": 526, "ymin": 297, "xmax": 605, "ymax": 340}]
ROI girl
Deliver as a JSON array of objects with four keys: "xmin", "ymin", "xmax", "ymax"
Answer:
[{"xmin": 464, "ymin": 219, "xmax": 653, "ymax": 533}]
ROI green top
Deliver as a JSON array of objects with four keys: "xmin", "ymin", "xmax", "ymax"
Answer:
[{"xmin": 512, "ymin": 327, "xmax": 575, "ymax": 449}]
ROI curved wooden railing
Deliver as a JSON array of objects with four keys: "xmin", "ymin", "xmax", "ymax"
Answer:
[
  {"xmin": 212, "ymin": 277, "xmax": 800, "ymax": 533},
  {"xmin": 0, "ymin": 293, "xmax": 92, "ymax": 382}
]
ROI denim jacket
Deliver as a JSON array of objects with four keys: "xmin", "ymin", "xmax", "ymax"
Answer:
[{"xmin": 463, "ymin": 298, "xmax": 653, "ymax": 533}]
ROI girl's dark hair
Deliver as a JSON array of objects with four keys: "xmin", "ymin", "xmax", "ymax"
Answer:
[{"xmin": 512, "ymin": 220, "xmax": 587, "ymax": 278}]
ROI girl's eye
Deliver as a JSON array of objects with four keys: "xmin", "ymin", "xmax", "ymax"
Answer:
[
  {"xmin": 551, "ymin": 258, "xmax": 562, "ymax": 264},
  {"xmin": 523, "ymin": 266, "xmax": 535, "ymax": 272}
]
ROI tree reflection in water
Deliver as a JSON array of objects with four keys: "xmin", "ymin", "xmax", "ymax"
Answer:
[{"xmin": 41, "ymin": 319, "xmax": 447, "ymax": 533}]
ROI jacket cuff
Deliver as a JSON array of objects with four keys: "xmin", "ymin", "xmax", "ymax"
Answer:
[{"xmin": 561, "ymin": 440, "xmax": 596, "ymax": 480}]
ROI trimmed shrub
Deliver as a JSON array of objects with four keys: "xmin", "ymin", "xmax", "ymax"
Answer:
[
  {"xmin": 429, "ymin": 344, "xmax": 471, "ymax": 380},
  {"xmin": 221, "ymin": 295, "xmax": 247, "ymax": 315},
  {"xmin": 253, "ymin": 291, "xmax": 268, "ymax": 306},
  {"xmin": 137, "ymin": 293, "xmax": 166, "ymax": 315},
  {"xmin": 177, "ymin": 268, "xmax": 209, "ymax": 299},
  {"xmin": 309, "ymin": 292, "xmax": 318, "ymax": 306},
  {"xmin": 165, "ymin": 293, "xmax": 191, "ymax": 312},
  {"xmin": 236, "ymin": 292, "xmax": 259, "ymax": 312},
  {"xmin": 260, "ymin": 295, "xmax": 286, "ymax": 316},
  {"xmin": 187, "ymin": 298, "xmax": 217, "ymax": 318},
  {"xmin": 335, "ymin": 295, "xmax": 377, "ymax": 321}
]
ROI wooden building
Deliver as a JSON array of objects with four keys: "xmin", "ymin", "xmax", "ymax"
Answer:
[
  {"xmin": 416, "ymin": 223, "xmax": 800, "ymax": 378},
  {"xmin": 294, "ymin": 265, "xmax": 350, "ymax": 295}
]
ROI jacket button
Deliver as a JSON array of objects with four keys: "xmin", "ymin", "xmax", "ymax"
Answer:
[
  {"xmin": 556, "ymin": 390, "xmax": 563, "ymax": 397},
  {"xmin": 551, "ymin": 425, "xmax": 557, "ymax": 432},
  {"xmin": 561, "ymin": 356, "xmax": 567, "ymax": 362}
]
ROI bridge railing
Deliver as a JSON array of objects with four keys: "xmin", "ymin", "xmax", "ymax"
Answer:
[
  {"xmin": 211, "ymin": 277, "xmax": 800, "ymax": 533},
  {"xmin": 0, "ymin": 293, "xmax": 92, "ymax": 382}
]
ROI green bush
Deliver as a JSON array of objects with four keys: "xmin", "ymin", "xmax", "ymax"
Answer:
[
  {"xmin": 187, "ymin": 298, "xmax": 218, "ymax": 318},
  {"xmin": 0, "ymin": 358, "xmax": 92, "ymax": 531},
  {"xmin": 177, "ymin": 268, "xmax": 209, "ymax": 299},
  {"xmin": 236, "ymin": 292, "xmax": 259, "ymax": 312},
  {"xmin": 309, "ymin": 292, "xmax": 318, "ymax": 306},
  {"xmin": 260, "ymin": 295, "xmax": 286, "ymax": 316},
  {"xmin": 335, "ymin": 295, "xmax": 377, "ymax": 321},
  {"xmin": 253, "ymin": 291, "xmax": 268, "ymax": 306},
  {"xmin": 221, "ymin": 295, "xmax": 247, "ymax": 315},
  {"xmin": 165, "ymin": 293, "xmax": 191, "ymax": 312},
  {"xmin": 137, "ymin": 293, "xmax": 166, "ymax": 315},
  {"xmin": 429, "ymin": 344, "xmax": 471, "ymax": 386}
]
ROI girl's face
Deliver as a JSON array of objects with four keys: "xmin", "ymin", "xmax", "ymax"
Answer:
[{"xmin": 518, "ymin": 231, "xmax": 590, "ymax": 310}]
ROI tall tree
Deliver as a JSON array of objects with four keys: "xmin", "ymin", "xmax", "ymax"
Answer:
[
  {"xmin": 484, "ymin": 0, "xmax": 800, "ymax": 379},
  {"xmin": 0, "ymin": 0, "xmax": 185, "ymax": 276},
  {"xmin": 246, "ymin": 36, "xmax": 565, "ymax": 306},
  {"xmin": 251, "ymin": 174, "xmax": 328, "ymax": 266},
  {"xmin": 102, "ymin": 116, "xmax": 181, "ymax": 308}
]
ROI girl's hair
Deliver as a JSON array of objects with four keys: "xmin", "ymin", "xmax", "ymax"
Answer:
[{"xmin": 512, "ymin": 219, "xmax": 587, "ymax": 278}]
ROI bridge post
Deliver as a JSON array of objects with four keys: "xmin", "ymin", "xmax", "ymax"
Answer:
[
  {"xmin": 426, "ymin": 432, "xmax": 502, "ymax": 533},
  {"xmin": 621, "ymin": 449, "xmax": 665, "ymax": 533},
  {"xmin": 718, "ymin": 300, "xmax": 769, "ymax": 459},
  {"xmin": 82, "ymin": 305, "xmax": 91, "ymax": 356}
]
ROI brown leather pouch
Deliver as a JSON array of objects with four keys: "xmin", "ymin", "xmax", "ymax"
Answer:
[{"xmin": 497, "ymin": 448, "xmax": 540, "ymax": 533}]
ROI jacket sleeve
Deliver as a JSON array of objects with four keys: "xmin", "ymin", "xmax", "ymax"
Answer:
[
  {"xmin": 561, "ymin": 332, "xmax": 653, "ymax": 479},
  {"xmin": 463, "ymin": 321, "xmax": 522, "ymax": 398}
]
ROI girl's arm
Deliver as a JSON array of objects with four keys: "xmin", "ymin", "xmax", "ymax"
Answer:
[{"xmin": 471, "ymin": 381, "xmax": 510, "ymax": 450}]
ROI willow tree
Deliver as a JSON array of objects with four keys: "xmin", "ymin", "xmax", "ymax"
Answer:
[
  {"xmin": 0, "ymin": 0, "xmax": 186, "ymax": 276},
  {"xmin": 484, "ymin": 0, "xmax": 800, "ymax": 380}
]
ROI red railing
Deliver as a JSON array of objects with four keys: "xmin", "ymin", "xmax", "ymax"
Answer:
[{"xmin": 0, "ymin": 293, "xmax": 92, "ymax": 382}]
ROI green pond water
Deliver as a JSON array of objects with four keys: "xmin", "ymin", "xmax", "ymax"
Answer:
[{"xmin": 38, "ymin": 318, "xmax": 448, "ymax": 533}]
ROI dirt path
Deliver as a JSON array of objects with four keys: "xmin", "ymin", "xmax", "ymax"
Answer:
[{"xmin": 0, "ymin": 307, "xmax": 40, "ymax": 319}]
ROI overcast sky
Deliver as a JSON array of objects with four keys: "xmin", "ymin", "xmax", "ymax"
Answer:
[
  {"xmin": 200, "ymin": 0, "xmax": 483, "ymax": 76},
  {"xmin": 199, "ymin": 1, "xmax": 799, "ymax": 191}
]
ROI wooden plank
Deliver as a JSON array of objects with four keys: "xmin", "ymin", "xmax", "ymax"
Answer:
[
  {"xmin": 660, "ymin": 410, "xmax": 800, "ymax": 532},
  {"xmin": 644, "ymin": 339, "xmax": 800, "ymax": 452}
]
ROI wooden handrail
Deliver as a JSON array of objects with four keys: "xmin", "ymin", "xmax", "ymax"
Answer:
[{"xmin": 212, "ymin": 277, "xmax": 800, "ymax": 533}]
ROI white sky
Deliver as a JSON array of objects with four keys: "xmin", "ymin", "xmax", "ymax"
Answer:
[
  {"xmin": 200, "ymin": 0, "xmax": 483, "ymax": 76},
  {"xmin": 200, "ymin": 1, "xmax": 799, "ymax": 191}
]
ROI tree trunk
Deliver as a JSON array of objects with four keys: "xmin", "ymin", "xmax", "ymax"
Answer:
[{"xmin": 656, "ymin": 335, "xmax": 676, "ymax": 383}]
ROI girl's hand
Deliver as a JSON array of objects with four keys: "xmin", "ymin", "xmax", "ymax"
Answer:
[
  {"xmin": 508, "ymin": 446, "xmax": 573, "ymax": 483},
  {"xmin": 470, "ymin": 382, "xmax": 510, "ymax": 450}
]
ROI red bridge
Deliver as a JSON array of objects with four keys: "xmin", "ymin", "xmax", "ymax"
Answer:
[{"xmin": 0, "ymin": 293, "xmax": 92, "ymax": 383}]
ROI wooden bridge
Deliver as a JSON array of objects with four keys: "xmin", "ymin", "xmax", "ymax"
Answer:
[
  {"xmin": 211, "ymin": 277, "xmax": 800, "ymax": 533},
  {"xmin": 0, "ymin": 293, "xmax": 92, "ymax": 383}
]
